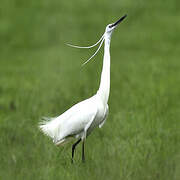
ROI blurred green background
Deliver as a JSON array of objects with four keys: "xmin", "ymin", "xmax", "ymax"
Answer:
[{"xmin": 0, "ymin": 0, "xmax": 180, "ymax": 179}]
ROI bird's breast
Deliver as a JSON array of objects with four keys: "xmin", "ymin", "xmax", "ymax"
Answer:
[{"xmin": 89, "ymin": 98, "xmax": 107, "ymax": 130}]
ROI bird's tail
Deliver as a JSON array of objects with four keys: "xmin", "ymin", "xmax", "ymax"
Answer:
[{"xmin": 39, "ymin": 117, "xmax": 62, "ymax": 142}]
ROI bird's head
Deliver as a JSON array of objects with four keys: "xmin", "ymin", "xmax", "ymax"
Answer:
[
  {"xmin": 105, "ymin": 14, "xmax": 127, "ymax": 37},
  {"xmin": 66, "ymin": 14, "xmax": 127, "ymax": 66}
]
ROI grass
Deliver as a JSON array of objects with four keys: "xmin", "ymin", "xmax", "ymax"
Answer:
[{"xmin": 0, "ymin": 0, "xmax": 180, "ymax": 179}]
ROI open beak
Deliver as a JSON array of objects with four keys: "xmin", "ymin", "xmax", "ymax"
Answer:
[{"xmin": 109, "ymin": 14, "xmax": 127, "ymax": 28}]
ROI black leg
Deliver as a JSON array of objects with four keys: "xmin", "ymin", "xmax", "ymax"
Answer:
[
  {"xmin": 71, "ymin": 138, "xmax": 81, "ymax": 163},
  {"xmin": 82, "ymin": 141, "xmax": 85, "ymax": 163}
]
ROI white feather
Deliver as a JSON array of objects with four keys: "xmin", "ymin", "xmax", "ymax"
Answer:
[
  {"xmin": 39, "ymin": 15, "xmax": 127, "ymax": 153},
  {"xmin": 39, "ymin": 95, "xmax": 105, "ymax": 145}
]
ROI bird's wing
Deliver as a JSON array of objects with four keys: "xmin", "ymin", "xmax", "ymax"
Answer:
[
  {"xmin": 56, "ymin": 96, "xmax": 98, "ymax": 140},
  {"xmin": 99, "ymin": 104, "xmax": 109, "ymax": 128}
]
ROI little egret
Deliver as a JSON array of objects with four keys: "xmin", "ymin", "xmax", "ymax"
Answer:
[{"xmin": 39, "ymin": 15, "xmax": 127, "ymax": 162}]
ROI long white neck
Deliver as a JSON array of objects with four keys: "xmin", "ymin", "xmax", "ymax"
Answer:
[{"xmin": 97, "ymin": 34, "xmax": 111, "ymax": 104}]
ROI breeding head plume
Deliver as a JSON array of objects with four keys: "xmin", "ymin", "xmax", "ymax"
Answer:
[{"xmin": 66, "ymin": 14, "xmax": 127, "ymax": 66}]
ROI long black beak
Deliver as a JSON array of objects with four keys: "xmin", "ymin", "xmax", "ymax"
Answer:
[{"xmin": 109, "ymin": 14, "xmax": 127, "ymax": 28}]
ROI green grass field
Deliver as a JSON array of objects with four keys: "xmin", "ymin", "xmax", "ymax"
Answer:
[{"xmin": 0, "ymin": 0, "xmax": 180, "ymax": 179}]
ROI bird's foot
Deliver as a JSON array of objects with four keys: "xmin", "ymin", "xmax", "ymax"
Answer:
[
  {"xmin": 71, "ymin": 158, "xmax": 74, "ymax": 164},
  {"xmin": 82, "ymin": 157, "xmax": 85, "ymax": 163}
]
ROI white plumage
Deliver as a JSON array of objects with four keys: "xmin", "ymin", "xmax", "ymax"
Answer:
[
  {"xmin": 40, "ymin": 95, "xmax": 107, "ymax": 145},
  {"xmin": 39, "ymin": 15, "xmax": 127, "ymax": 162}
]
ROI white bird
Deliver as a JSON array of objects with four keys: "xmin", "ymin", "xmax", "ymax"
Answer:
[{"xmin": 39, "ymin": 15, "xmax": 127, "ymax": 163}]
